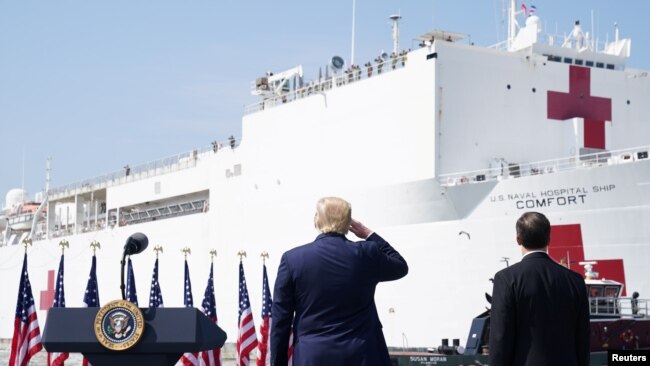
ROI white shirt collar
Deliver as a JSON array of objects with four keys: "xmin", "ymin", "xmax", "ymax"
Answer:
[{"xmin": 522, "ymin": 249, "xmax": 548, "ymax": 258}]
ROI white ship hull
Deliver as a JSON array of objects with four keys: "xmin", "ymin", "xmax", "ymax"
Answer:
[
  {"xmin": 1, "ymin": 160, "xmax": 648, "ymax": 347},
  {"xmin": 1, "ymin": 10, "xmax": 649, "ymax": 349}
]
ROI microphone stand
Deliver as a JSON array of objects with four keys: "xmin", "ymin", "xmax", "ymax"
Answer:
[
  {"xmin": 120, "ymin": 232, "xmax": 148, "ymax": 302},
  {"xmin": 120, "ymin": 252, "xmax": 127, "ymax": 300}
]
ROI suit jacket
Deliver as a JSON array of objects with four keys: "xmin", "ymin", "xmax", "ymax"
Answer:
[
  {"xmin": 270, "ymin": 232, "xmax": 408, "ymax": 366},
  {"xmin": 489, "ymin": 252, "xmax": 590, "ymax": 366}
]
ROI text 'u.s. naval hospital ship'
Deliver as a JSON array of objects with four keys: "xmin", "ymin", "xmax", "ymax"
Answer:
[{"xmin": 1, "ymin": 0, "xmax": 649, "ymax": 353}]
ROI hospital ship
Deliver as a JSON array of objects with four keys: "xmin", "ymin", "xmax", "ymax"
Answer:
[{"xmin": 1, "ymin": 1, "xmax": 649, "ymax": 350}]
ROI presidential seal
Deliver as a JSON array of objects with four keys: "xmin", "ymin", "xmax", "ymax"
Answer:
[{"xmin": 94, "ymin": 299, "xmax": 144, "ymax": 351}]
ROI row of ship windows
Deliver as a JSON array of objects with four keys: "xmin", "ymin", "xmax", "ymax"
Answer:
[{"xmin": 544, "ymin": 54, "xmax": 616, "ymax": 70}]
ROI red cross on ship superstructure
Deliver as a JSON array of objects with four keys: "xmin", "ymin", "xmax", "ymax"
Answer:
[{"xmin": 547, "ymin": 65, "xmax": 612, "ymax": 150}]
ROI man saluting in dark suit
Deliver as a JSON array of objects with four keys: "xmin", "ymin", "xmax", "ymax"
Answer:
[
  {"xmin": 489, "ymin": 212, "xmax": 590, "ymax": 366},
  {"xmin": 270, "ymin": 197, "xmax": 408, "ymax": 366}
]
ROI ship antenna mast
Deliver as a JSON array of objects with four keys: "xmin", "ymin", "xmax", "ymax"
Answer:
[
  {"xmin": 45, "ymin": 157, "xmax": 52, "ymax": 194},
  {"xmin": 22, "ymin": 148, "xmax": 25, "ymax": 191},
  {"xmin": 507, "ymin": 0, "xmax": 518, "ymax": 51},
  {"xmin": 350, "ymin": 0, "xmax": 356, "ymax": 66},
  {"xmin": 389, "ymin": 13, "xmax": 402, "ymax": 56}
]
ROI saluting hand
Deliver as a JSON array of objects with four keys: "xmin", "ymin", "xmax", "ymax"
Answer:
[{"xmin": 350, "ymin": 219, "xmax": 373, "ymax": 239}]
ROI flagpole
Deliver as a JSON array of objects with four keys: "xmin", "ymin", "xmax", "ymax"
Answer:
[
  {"xmin": 22, "ymin": 238, "xmax": 32, "ymax": 253},
  {"xmin": 148, "ymin": 245, "xmax": 164, "ymax": 309},
  {"xmin": 11, "ymin": 238, "xmax": 43, "ymax": 366},
  {"xmin": 236, "ymin": 250, "xmax": 257, "ymax": 366},
  {"xmin": 82, "ymin": 241, "xmax": 101, "ymax": 366},
  {"xmin": 180, "ymin": 246, "xmax": 198, "ymax": 366},
  {"xmin": 50, "ymin": 239, "xmax": 70, "ymax": 366},
  {"xmin": 59, "ymin": 239, "xmax": 69, "ymax": 254},
  {"xmin": 200, "ymin": 248, "xmax": 220, "ymax": 366},
  {"xmin": 238, "ymin": 250, "xmax": 247, "ymax": 261},
  {"xmin": 90, "ymin": 240, "xmax": 101, "ymax": 255},
  {"xmin": 258, "ymin": 251, "xmax": 272, "ymax": 366},
  {"xmin": 209, "ymin": 249, "xmax": 217, "ymax": 262}
]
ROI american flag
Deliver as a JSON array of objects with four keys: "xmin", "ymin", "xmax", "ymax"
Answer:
[
  {"xmin": 126, "ymin": 257, "xmax": 138, "ymax": 305},
  {"xmin": 237, "ymin": 261, "xmax": 258, "ymax": 366},
  {"xmin": 83, "ymin": 255, "xmax": 100, "ymax": 307},
  {"xmin": 181, "ymin": 259, "xmax": 199, "ymax": 366},
  {"xmin": 256, "ymin": 264, "xmax": 272, "ymax": 366},
  {"xmin": 199, "ymin": 262, "xmax": 222, "ymax": 366},
  {"xmin": 8, "ymin": 254, "xmax": 43, "ymax": 366},
  {"xmin": 48, "ymin": 254, "xmax": 69, "ymax": 366},
  {"xmin": 82, "ymin": 254, "xmax": 100, "ymax": 366},
  {"xmin": 148, "ymin": 258, "xmax": 164, "ymax": 308}
]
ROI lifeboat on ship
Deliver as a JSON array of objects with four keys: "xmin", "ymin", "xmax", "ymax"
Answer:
[
  {"xmin": 3, "ymin": 188, "xmax": 46, "ymax": 233},
  {"xmin": 7, "ymin": 202, "xmax": 44, "ymax": 231}
]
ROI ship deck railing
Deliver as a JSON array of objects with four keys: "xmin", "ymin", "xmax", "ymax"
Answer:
[
  {"xmin": 47, "ymin": 145, "xmax": 227, "ymax": 200},
  {"xmin": 120, "ymin": 199, "xmax": 208, "ymax": 226},
  {"xmin": 589, "ymin": 296, "xmax": 648, "ymax": 319},
  {"xmin": 244, "ymin": 54, "xmax": 408, "ymax": 115},
  {"xmin": 489, "ymin": 32, "xmax": 621, "ymax": 53},
  {"xmin": 439, "ymin": 145, "xmax": 650, "ymax": 187},
  {"xmin": 46, "ymin": 215, "xmax": 108, "ymax": 238}
]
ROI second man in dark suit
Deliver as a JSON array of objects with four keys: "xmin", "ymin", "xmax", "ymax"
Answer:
[{"xmin": 489, "ymin": 212, "xmax": 590, "ymax": 366}]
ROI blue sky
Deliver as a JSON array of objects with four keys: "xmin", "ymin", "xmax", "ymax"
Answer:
[{"xmin": 1, "ymin": 0, "xmax": 649, "ymax": 204}]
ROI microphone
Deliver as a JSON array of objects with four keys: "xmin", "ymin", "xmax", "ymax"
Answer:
[
  {"xmin": 121, "ymin": 233, "xmax": 149, "ymax": 301},
  {"xmin": 124, "ymin": 232, "xmax": 149, "ymax": 255}
]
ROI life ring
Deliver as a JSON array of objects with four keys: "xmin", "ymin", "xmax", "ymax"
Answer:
[{"xmin": 620, "ymin": 329, "xmax": 634, "ymax": 343}]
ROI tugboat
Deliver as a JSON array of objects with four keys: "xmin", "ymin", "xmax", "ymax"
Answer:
[
  {"xmin": 389, "ymin": 262, "xmax": 649, "ymax": 366},
  {"xmin": 582, "ymin": 262, "xmax": 649, "ymax": 353}
]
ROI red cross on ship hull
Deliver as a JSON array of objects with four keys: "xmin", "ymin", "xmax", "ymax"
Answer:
[
  {"xmin": 547, "ymin": 65, "xmax": 612, "ymax": 150},
  {"xmin": 548, "ymin": 223, "xmax": 626, "ymax": 295},
  {"xmin": 40, "ymin": 269, "xmax": 55, "ymax": 311}
]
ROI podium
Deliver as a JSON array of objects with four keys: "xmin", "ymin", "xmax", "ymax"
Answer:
[{"xmin": 42, "ymin": 307, "xmax": 227, "ymax": 366}]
